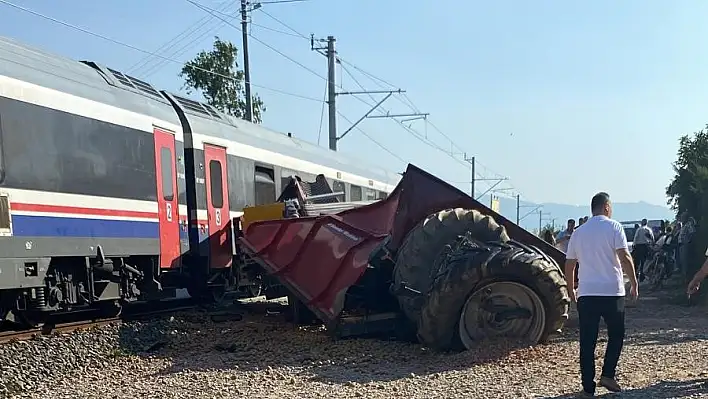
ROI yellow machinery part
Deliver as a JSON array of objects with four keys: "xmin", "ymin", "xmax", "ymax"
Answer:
[{"xmin": 242, "ymin": 202, "xmax": 286, "ymax": 231}]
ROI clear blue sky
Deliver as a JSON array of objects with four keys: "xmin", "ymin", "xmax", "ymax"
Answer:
[{"xmin": 2, "ymin": 0, "xmax": 705, "ymax": 207}]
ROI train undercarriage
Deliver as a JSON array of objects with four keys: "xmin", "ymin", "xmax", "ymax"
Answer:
[{"xmin": 0, "ymin": 244, "xmax": 266, "ymax": 329}]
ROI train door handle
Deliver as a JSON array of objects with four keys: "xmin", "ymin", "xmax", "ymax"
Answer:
[{"xmin": 166, "ymin": 203, "xmax": 173, "ymax": 222}]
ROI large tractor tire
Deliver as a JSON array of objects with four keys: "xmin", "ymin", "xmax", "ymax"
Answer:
[
  {"xmin": 417, "ymin": 235, "xmax": 570, "ymax": 351},
  {"xmin": 393, "ymin": 208, "xmax": 509, "ymax": 323}
]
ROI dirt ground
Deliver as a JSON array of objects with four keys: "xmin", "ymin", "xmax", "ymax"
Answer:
[{"xmin": 9, "ymin": 278, "xmax": 708, "ymax": 399}]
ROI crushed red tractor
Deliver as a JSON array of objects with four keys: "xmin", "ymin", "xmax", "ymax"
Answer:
[{"xmin": 238, "ymin": 164, "xmax": 570, "ymax": 351}]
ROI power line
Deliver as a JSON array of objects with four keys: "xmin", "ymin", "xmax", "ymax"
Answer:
[
  {"xmin": 128, "ymin": 0, "xmax": 234, "ymax": 75},
  {"xmin": 255, "ymin": 7, "xmax": 310, "ymax": 40},
  {"xmin": 0, "ymin": 0, "xmax": 324, "ymax": 103},
  {"xmin": 337, "ymin": 112, "xmax": 406, "ymax": 164},
  {"xmin": 340, "ymin": 64, "xmax": 468, "ymax": 168},
  {"xmin": 140, "ymin": 17, "xmax": 232, "ymax": 78},
  {"xmin": 184, "ymin": 0, "xmax": 330, "ymax": 85},
  {"xmin": 189, "ymin": 0, "xmax": 401, "ymax": 159},
  {"xmin": 339, "ymin": 58, "xmax": 519, "ymax": 196},
  {"xmin": 139, "ymin": 2, "xmax": 237, "ymax": 78},
  {"xmin": 317, "ymin": 78, "xmax": 327, "ymax": 146},
  {"xmin": 252, "ymin": 8, "xmax": 529, "ymax": 201},
  {"xmin": 250, "ymin": 22, "xmax": 305, "ymax": 39}
]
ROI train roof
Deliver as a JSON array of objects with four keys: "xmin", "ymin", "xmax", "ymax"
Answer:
[
  {"xmin": 162, "ymin": 92, "xmax": 401, "ymax": 186},
  {"xmin": 0, "ymin": 35, "xmax": 401, "ymax": 188},
  {"xmin": 0, "ymin": 35, "xmax": 181, "ymax": 128}
]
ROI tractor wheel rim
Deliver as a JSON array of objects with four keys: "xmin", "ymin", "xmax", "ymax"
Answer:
[{"xmin": 458, "ymin": 281, "xmax": 546, "ymax": 349}]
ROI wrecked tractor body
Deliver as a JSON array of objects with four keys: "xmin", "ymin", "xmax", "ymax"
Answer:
[{"xmin": 238, "ymin": 164, "xmax": 570, "ymax": 350}]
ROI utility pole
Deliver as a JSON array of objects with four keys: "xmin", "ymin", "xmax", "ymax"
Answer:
[
  {"xmin": 465, "ymin": 155, "xmax": 475, "ymax": 197},
  {"xmin": 326, "ymin": 36, "xmax": 337, "ymax": 151},
  {"xmin": 539, "ymin": 209, "xmax": 543, "ymax": 234},
  {"xmin": 240, "ymin": 0, "xmax": 253, "ymax": 122},
  {"xmin": 311, "ymin": 35, "xmax": 424, "ymax": 151},
  {"xmin": 516, "ymin": 194, "xmax": 521, "ymax": 225}
]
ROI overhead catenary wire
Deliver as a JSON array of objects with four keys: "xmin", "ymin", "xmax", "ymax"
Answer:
[
  {"xmin": 250, "ymin": 22, "xmax": 306, "ymax": 39},
  {"xmin": 0, "ymin": 0, "xmax": 324, "ymax": 103},
  {"xmin": 184, "ymin": 0, "xmax": 332, "ymax": 86},
  {"xmin": 139, "ymin": 3, "xmax": 237, "ymax": 78},
  {"xmin": 128, "ymin": 0, "xmax": 234, "ymax": 75},
  {"xmin": 140, "ymin": 18, "xmax": 231, "ymax": 78},
  {"xmin": 339, "ymin": 63, "xmax": 469, "ymax": 168},
  {"xmin": 248, "ymin": 4, "xmax": 515, "ymax": 193},
  {"xmin": 254, "ymin": 7, "xmax": 310, "ymax": 40},
  {"xmin": 201, "ymin": 0, "xmax": 522, "ymax": 198},
  {"xmin": 317, "ymin": 78, "xmax": 327, "ymax": 146}
]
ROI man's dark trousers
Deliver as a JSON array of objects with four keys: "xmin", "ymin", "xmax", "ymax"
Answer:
[
  {"xmin": 633, "ymin": 243, "xmax": 649, "ymax": 277},
  {"xmin": 577, "ymin": 296, "xmax": 625, "ymax": 394}
]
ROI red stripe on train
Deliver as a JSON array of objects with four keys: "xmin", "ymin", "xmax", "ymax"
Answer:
[
  {"xmin": 12, "ymin": 203, "xmax": 157, "ymax": 219},
  {"xmin": 14, "ymin": 203, "xmax": 215, "ymax": 225}
]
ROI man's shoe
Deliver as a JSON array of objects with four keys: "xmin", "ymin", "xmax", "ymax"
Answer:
[{"xmin": 598, "ymin": 376, "xmax": 622, "ymax": 392}]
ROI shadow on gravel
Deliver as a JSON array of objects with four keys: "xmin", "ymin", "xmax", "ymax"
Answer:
[
  {"xmin": 543, "ymin": 378, "xmax": 708, "ymax": 399},
  {"xmin": 113, "ymin": 300, "xmax": 537, "ymax": 384}
]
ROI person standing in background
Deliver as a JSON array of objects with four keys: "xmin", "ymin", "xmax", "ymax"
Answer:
[
  {"xmin": 556, "ymin": 219, "xmax": 576, "ymax": 253},
  {"xmin": 632, "ymin": 219, "xmax": 654, "ymax": 281},
  {"xmin": 674, "ymin": 220, "xmax": 683, "ymax": 271},
  {"xmin": 564, "ymin": 192, "xmax": 638, "ymax": 397},
  {"xmin": 678, "ymin": 214, "xmax": 696, "ymax": 278}
]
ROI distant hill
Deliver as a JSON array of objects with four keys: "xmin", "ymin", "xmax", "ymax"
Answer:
[{"xmin": 478, "ymin": 195, "xmax": 674, "ymax": 232}]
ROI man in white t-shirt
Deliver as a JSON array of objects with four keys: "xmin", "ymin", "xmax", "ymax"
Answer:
[{"xmin": 565, "ymin": 192, "xmax": 639, "ymax": 397}]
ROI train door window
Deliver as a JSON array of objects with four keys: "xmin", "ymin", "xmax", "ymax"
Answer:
[
  {"xmin": 209, "ymin": 160, "xmax": 223, "ymax": 208},
  {"xmin": 350, "ymin": 185, "xmax": 362, "ymax": 201},
  {"xmin": 332, "ymin": 180, "xmax": 346, "ymax": 201},
  {"xmin": 255, "ymin": 166, "xmax": 276, "ymax": 205},
  {"xmin": 160, "ymin": 147, "xmax": 174, "ymax": 201}
]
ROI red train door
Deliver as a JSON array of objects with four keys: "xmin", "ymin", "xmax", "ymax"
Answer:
[
  {"xmin": 204, "ymin": 144, "xmax": 232, "ymax": 269},
  {"xmin": 153, "ymin": 128, "xmax": 181, "ymax": 269}
]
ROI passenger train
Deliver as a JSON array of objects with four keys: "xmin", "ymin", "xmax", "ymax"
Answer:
[{"xmin": 0, "ymin": 35, "xmax": 401, "ymax": 325}]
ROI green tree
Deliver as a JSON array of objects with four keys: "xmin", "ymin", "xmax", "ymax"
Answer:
[
  {"xmin": 666, "ymin": 126, "xmax": 708, "ymax": 285},
  {"xmin": 180, "ymin": 37, "xmax": 265, "ymax": 123}
]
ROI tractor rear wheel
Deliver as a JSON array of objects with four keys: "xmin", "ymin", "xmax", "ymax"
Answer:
[
  {"xmin": 416, "ymin": 235, "xmax": 570, "ymax": 351},
  {"xmin": 393, "ymin": 208, "xmax": 509, "ymax": 323}
]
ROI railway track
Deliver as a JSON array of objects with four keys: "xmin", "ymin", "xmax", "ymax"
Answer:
[{"xmin": 0, "ymin": 299, "xmax": 199, "ymax": 344}]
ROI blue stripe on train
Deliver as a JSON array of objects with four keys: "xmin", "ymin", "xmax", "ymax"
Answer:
[{"xmin": 12, "ymin": 215, "xmax": 160, "ymax": 239}]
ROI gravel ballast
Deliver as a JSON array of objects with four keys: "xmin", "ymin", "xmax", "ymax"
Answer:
[{"xmin": 2, "ymin": 292, "xmax": 708, "ymax": 399}]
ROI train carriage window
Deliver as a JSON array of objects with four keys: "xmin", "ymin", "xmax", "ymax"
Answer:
[
  {"xmin": 255, "ymin": 166, "xmax": 276, "ymax": 205},
  {"xmin": 209, "ymin": 160, "xmax": 223, "ymax": 208},
  {"xmin": 364, "ymin": 188, "xmax": 376, "ymax": 201},
  {"xmin": 332, "ymin": 180, "xmax": 346, "ymax": 201},
  {"xmin": 160, "ymin": 147, "xmax": 174, "ymax": 201},
  {"xmin": 350, "ymin": 185, "xmax": 362, "ymax": 201},
  {"xmin": 377, "ymin": 191, "xmax": 387, "ymax": 200}
]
